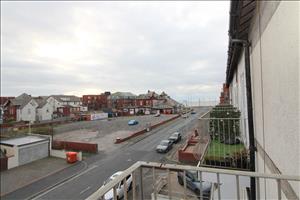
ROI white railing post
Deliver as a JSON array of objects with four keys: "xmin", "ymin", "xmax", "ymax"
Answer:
[
  {"xmin": 139, "ymin": 167, "xmax": 144, "ymax": 200},
  {"xmin": 152, "ymin": 167, "xmax": 157, "ymax": 200},
  {"xmin": 199, "ymin": 171, "xmax": 203, "ymax": 200},
  {"xmin": 183, "ymin": 171, "xmax": 187, "ymax": 200},
  {"xmin": 277, "ymin": 180, "xmax": 282, "ymax": 200},
  {"xmin": 167, "ymin": 168, "xmax": 172, "ymax": 199},
  {"xmin": 217, "ymin": 173, "xmax": 221, "ymax": 200},
  {"xmin": 123, "ymin": 177, "xmax": 128, "ymax": 200},
  {"xmin": 132, "ymin": 171, "xmax": 137, "ymax": 200},
  {"xmin": 113, "ymin": 185, "xmax": 117, "ymax": 200},
  {"xmin": 236, "ymin": 175, "xmax": 240, "ymax": 199}
]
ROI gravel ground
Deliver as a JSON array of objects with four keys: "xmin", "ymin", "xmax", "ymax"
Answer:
[{"xmin": 53, "ymin": 114, "xmax": 177, "ymax": 152}]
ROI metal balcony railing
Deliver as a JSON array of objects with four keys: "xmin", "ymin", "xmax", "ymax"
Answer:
[
  {"xmin": 87, "ymin": 161, "xmax": 300, "ymax": 200},
  {"xmin": 198, "ymin": 117, "xmax": 250, "ymax": 170}
]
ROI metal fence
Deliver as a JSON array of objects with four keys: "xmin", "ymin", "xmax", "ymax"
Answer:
[
  {"xmin": 198, "ymin": 117, "xmax": 250, "ymax": 170},
  {"xmin": 87, "ymin": 161, "xmax": 300, "ymax": 200}
]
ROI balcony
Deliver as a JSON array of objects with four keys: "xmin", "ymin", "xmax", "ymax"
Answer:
[{"xmin": 87, "ymin": 161, "xmax": 300, "ymax": 200}]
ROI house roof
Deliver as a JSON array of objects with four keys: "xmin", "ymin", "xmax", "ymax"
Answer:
[
  {"xmin": 0, "ymin": 97, "xmax": 14, "ymax": 106},
  {"xmin": 137, "ymin": 90, "xmax": 161, "ymax": 99},
  {"xmin": 33, "ymin": 97, "xmax": 48, "ymax": 108},
  {"xmin": 226, "ymin": 0, "xmax": 256, "ymax": 84},
  {"xmin": 109, "ymin": 92, "xmax": 137, "ymax": 99},
  {"xmin": 10, "ymin": 93, "xmax": 33, "ymax": 109},
  {"xmin": 0, "ymin": 136, "xmax": 49, "ymax": 147},
  {"xmin": 50, "ymin": 95, "xmax": 81, "ymax": 102}
]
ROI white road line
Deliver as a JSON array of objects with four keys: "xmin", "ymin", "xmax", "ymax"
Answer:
[
  {"xmin": 80, "ymin": 186, "xmax": 91, "ymax": 194},
  {"xmin": 31, "ymin": 165, "xmax": 98, "ymax": 199}
]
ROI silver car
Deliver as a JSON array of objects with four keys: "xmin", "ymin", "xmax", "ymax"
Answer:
[{"xmin": 156, "ymin": 140, "xmax": 172, "ymax": 153}]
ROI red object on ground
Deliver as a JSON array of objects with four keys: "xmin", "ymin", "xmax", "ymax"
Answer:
[{"xmin": 66, "ymin": 152, "xmax": 77, "ymax": 163}]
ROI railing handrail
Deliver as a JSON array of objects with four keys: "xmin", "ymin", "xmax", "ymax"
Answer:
[
  {"xmin": 86, "ymin": 161, "xmax": 300, "ymax": 200},
  {"xmin": 199, "ymin": 117, "xmax": 241, "ymax": 120},
  {"xmin": 140, "ymin": 162, "xmax": 300, "ymax": 181}
]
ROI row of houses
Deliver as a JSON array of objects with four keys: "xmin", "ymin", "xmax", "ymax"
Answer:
[
  {"xmin": 0, "ymin": 90, "xmax": 183, "ymax": 123},
  {"xmin": 82, "ymin": 90, "xmax": 183, "ymax": 116},
  {"xmin": 0, "ymin": 93, "xmax": 85, "ymax": 123}
]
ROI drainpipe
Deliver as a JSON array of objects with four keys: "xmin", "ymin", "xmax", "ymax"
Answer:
[{"xmin": 231, "ymin": 38, "xmax": 256, "ymax": 200}]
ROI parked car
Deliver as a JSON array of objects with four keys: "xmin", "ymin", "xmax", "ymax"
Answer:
[
  {"xmin": 154, "ymin": 113, "xmax": 160, "ymax": 117},
  {"xmin": 168, "ymin": 132, "xmax": 182, "ymax": 143},
  {"xmin": 102, "ymin": 171, "xmax": 132, "ymax": 200},
  {"xmin": 156, "ymin": 139, "xmax": 173, "ymax": 153},
  {"xmin": 182, "ymin": 114, "xmax": 189, "ymax": 118},
  {"xmin": 191, "ymin": 111, "xmax": 196, "ymax": 114},
  {"xmin": 177, "ymin": 170, "xmax": 212, "ymax": 198},
  {"xmin": 128, "ymin": 119, "xmax": 138, "ymax": 126}
]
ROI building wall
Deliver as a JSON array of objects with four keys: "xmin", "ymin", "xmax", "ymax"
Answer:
[
  {"xmin": 0, "ymin": 145, "xmax": 19, "ymax": 169},
  {"xmin": 47, "ymin": 97, "xmax": 62, "ymax": 112},
  {"xmin": 37, "ymin": 103, "xmax": 53, "ymax": 121},
  {"xmin": 228, "ymin": 49, "xmax": 250, "ymax": 148},
  {"xmin": 18, "ymin": 141, "xmax": 49, "ymax": 166},
  {"xmin": 19, "ymin": 99, "xmax": 38, "ymax": 122},
  {"xmin": 82, "ymin": 94, "xmax": 108, "ymax": 110},
  {"xmin": 248, "ymin": 1, "xmax": 299, "ymax": 198}
]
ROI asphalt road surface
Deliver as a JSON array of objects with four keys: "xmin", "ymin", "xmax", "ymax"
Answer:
[{"xmin": 3, "ymin": 107, "xmax": 210, "ymax": 200}]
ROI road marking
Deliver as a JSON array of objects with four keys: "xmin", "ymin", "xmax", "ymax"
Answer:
[
  {"xmin": 80, "ymin": 186, "xmax": 91, "ymax": 194},
  {"xmin": 30, "ymin": 165, "xmax": 98, "ymax": 199}
]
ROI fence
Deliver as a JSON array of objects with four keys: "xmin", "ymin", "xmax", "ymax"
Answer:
[
  {"xmin": 87, "ymin": 161, "xmax": 300, "ymax": 200},
  {"xmin": 198, "ymin": 117, "xmax": 249, "ymax": 170},
  {"xmin": 52, "ymin": 140, "xmax": 98, "ymax": 153}
]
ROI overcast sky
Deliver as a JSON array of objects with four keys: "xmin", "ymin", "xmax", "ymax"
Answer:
[{"xmin": 1, "ymin": 1, "xmax": 229, "ymax": 102}]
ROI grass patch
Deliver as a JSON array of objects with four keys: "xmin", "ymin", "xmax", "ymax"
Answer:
[{"xmin": 205, "ymin": 139, "xmax": 245, "ymax": 160}]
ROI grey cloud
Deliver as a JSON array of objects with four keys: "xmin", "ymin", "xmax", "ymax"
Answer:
[{"xmin": 1, "ymin": 1, "xmax": 229, "ymax": 102}]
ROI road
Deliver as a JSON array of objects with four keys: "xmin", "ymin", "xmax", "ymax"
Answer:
[{"xmin": 3, "ymin": 107, "xmax": 210, "ymax": 200}]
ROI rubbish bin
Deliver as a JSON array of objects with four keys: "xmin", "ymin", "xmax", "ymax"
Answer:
[{"xmin": 66, "ymin": 152, "xmax": 77, "ymax": 163}]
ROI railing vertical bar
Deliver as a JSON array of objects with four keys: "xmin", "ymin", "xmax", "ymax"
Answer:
[
  {"xmin": 236, "ymin": 175, "xmax": 240, "ymax": 200},
  {"xmin": 228, "ymin": 118, "xmax": 231, "ymax": 168},
  {"xmin": 124, "ymin": 177, "xmax": 128, "ymax": 200},
  {"xmin": 167, "ymin": 168, "xmax": 172, "ymax": 199},
  {"xmin": 217, "ymin": 173, "xmax": 221, "ymax": 200},
  {"xmin": 132, "ymin": 171, "xmax": 136, "ymax": 200},
  {"xmin": 277, "ymin": 180, "xmax": 282, "ymax": 200},
  {"xmin": 183, "ymin": 171, "xmax": 187, "ymax": 200},
  {"xmin": 199, "ymin": 171, "xmax": 203, "ymax": 200},
  {"xmin": 152, "ymin": 167, "xmax": 157, "ymax": 200},
  {"xmin": 139, "ymin": 167, "xmax": 144, "ymax": 200},
  {"xmin": 113, "ymin": 185, "xmax": 117, "ymax": 200},
  {"xmin": 241, "ymin": 119, "xmax": 243, "ymax": 169},
  {"xmin": 256, "ymin": 177, "xmax": 260, "ymax": 200},
  {"xmin": 222, "ymin": 119, "xmax": 225, "ymax": 168},
  {"xmin": 217, "ymin": 119, "xmax": 220, "ymax": 167}
]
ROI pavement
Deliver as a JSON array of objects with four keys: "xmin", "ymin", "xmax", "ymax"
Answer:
[
  {"xmin": 2, "ymin": 107, "xmax": 210, "ymax": 200},
  {"xmin": 0, "ymin": 157, "xmax": 70, "ymax": 196}
]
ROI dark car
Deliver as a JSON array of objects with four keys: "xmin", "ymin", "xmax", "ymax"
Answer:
[
  {"xmin": 156, "ymin": 140, "xmax": 173, "ymax": 153},
  {"xmin": 168, "ymin": 132, "xmax": 182, "ymax": 144},
  {"xmin": 177, "ymin": 171, "xmax": 212, "ymax": 197}
]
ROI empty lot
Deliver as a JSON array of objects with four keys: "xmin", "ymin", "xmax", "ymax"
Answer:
[{"xmin": 53, "ymin": 114, "xmax": 177, "ymax": 152}]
